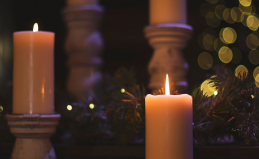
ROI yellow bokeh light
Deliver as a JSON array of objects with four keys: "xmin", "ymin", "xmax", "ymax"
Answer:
[
  {"xmin": 242, "ymin": 14, "xmax": 249, "ymax": 26},
  {"xmin": 200, "ymin": 79, "xmax": 217, "ymax": 97},
  {"xmin": 223, "ymin": 8, "xmax": 235, "ymax": 24},
  {"xmin": 0, "ymin": 106, "xmax": 3, "ymax": 112},
  {"xmin": 253, "ymin": 66, "xmax": 259, "ymax": 80},
  {"xmin": 215, "ymin": 5, "xmax": 226, "ymax": 20},
  {"xmin": 89, "ymin": 103, "xmax": 95, "ymax": 109},
  {"xmin": 67, "ymin": 105, "xmax": 72, "ymax": 111},
  {"xmin": 256, "ymin": 81, "xmax": 259, "ymax": 88},
  {"xmin": 231, "ymin": 7, "xmax": 244, "ymax": 22},
  {"xmin": 121, "ymin": 88, "xmax": 125, "ymax": 93},
  {"xmin": 218, "ymin": 46, "xmax": 233, "ymax": 63},
  {"xmin": 223, "ymin": 8, "xmax": 230, "ymax": 20},
  {"xmin": 231, "ymin": 47, "xmax": 242, "ymax": 64},
  {"xmin": 235, "ymin": 65, "xmax": 248, "ymax": 77},
  {"xmin": 220, "ymin": 27, "xmax": 237, "ymax": 44},
  {"xmin": 239, "ymin": 0, "xmax": 252, "ymax": 7},
  {"xmin": 247, "ymin": 15, "xmax": 259, "ymax": 31},
  {"xmin": 206, "ymin": 12, "xmax": 220, "ymax": 28},
  {"xmin": 239, "ymin": 3, "xmax": 253, "ymax": 15},
  {"xmin": 206, "ymin": 0, "xmax": 218, "ymax": 4},
  {"xmin": 203, "ymin": 34, "xmax": 215, "ymax": 51},
  {"xmin": 255, "ymin": 74, "xmax": 259, "ymax": 82},
  {"xmin": 249, "ymin": 50, "xmax": 259, "ymax": 65},
  {"xmin": 246, "ymin": 34, "xmax": 259, "ymax": 49},
  {"xmin": 198, "ymin": 52, "xmax": 213, "ymax": 70}
]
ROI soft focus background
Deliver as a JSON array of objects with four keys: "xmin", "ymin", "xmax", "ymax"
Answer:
[
  {"xmin": 1, "ymin": 0, "xmax": 259, "ymax": 144},
  {"xmin": 1, "ymin": 0, "xmax": 259, "ymax": 97}
]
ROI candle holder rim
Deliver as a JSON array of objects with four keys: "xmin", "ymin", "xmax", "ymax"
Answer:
[
  {"xmin": 13, "ymin": 31, "xmax": 54, "ymax": 35},
  {"xmin": 63, "ymin": 4, "xmax": 104, "ymax": 13},
  {"xmin": 6, "ymin": 113, "xmax": 61, "ymax": 119},
  {"xmin": 145, "ymin": 23, "xmax": 193, "ymax": 31}
]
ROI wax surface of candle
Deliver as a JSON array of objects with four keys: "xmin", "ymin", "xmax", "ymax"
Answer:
[
  {"xmin": 146, "ymin": 74, "xmax": 192, "ymax": 159},
  {"xmin": 145, "ymin": 94, "xmax": 192, "ymax": 159},
  {"xmin": 149, "ymin": 0, "xmax": 187, "ymax": 24},
  {"xmin": 13, "ymin": 30, "xmax": 55, "ymax": 114}
]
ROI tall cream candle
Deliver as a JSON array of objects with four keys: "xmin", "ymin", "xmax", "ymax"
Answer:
[
  {"xmin": 145, "ymin": 74, "xmax": 193, "ymax": 159},
  {"xmin": 12, "ymin": 23, "xmax": 55, "ymax": 114},
  {"xmin": 149, "ymin": 0, "xmax": 187, "ymax": 24}
]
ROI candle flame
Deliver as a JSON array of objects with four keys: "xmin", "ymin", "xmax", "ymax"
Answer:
[
  {"xmin": 33, "ymin": 23, "xmax": 38, "ymax": 32},
  {"xmin": 165, "ymin": 74, "xmax": 170, "ymax": 95}
]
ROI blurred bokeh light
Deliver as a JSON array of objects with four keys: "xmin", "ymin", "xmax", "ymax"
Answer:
[
  {"xmin": 235, "ymin": 65, "xmax": 248, "ymax": 77},
  {"xmin": 206, "ymin": 12, "xmax": 220, "ymax": 27},
  {"xmin": 253, "ymin": 66, "xmax": 259, "ymax": 81},
  {"xmin": 218, "ymin": 46, "xmax": 233, "ymax": 63},
  {"xmin": 223, "ymin": 8, "xmax": 235, "ymax": 24},
  {"xmin": 206, "ymin": 0, "xmax": 218, "ymax": 4},
  {"xmin": 246, "ymin": 34, "xmax": 259, "ymax": 49},
  {"xmin": 200, "ymin": 79, "xmax": 217, "ymax": 96},
  {"xmin": 203, "ymin": 34, "xmax": 216, "ymax": 50},
  {"xmin": 239, "ymin": 3, "xmax": 254, "ymax": 15},
  {"xmin": 249, "ymin": 49, "xmax": 259, "ymax": 65},
  {"xmin": 220, "ymin": 27, "xmax": 237, "ymax": 44},
  {"xmin": 231, "ymin": 7, "xmax": 244, "ymax": 22},
  {"xmin": 247, "ymin": 15, "xmax": 259, "ymax": 31},
  {"xmin": 198, "ymin": 52, "xmax": 213, "ymax": 69},
  {"xmin": 215, "ymin": 5, "xmax": 226, "ymax": 20},
  {"xmin": 239, "ymin": 0, "xmax": 252, "ymax": 7}
]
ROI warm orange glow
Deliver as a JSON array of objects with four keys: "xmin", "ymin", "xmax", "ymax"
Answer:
[
  {"xmin": 33, "ymin": 23, "xmax": 38, "ymax": 32},
  {"xmin": 165, "ymin": 74, "xmax": 170, "ymax": 95}
]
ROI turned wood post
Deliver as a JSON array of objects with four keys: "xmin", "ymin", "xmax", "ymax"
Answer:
[
  {"xmin": 144, "ymin": 24, "xmax": 192, "ymax": 92},
  {"xmin": 63, "ymin": 0, "xmax": 104, "ymax": 98}
]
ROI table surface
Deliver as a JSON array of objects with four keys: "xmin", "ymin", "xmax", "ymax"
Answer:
[{"xmin": 1, "ymin": 143, "xmax": 259, "ymax": 159}]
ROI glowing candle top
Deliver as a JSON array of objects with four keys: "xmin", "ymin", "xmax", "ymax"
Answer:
[{"xmin": 33, "ymin": 23, "xmax": 38, "ymax": 32}]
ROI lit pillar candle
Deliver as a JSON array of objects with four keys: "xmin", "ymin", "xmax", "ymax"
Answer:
[
  {"xmin": 13, "ymin": 23, "xmax": 55, "ymax": 114},
  {"xmin": 149, "ymin": 0, "xmax": 187, "ymax": 24},
  {"xmin": 145, "ymin": 74, "xmax": 193, "ymax": 159}
]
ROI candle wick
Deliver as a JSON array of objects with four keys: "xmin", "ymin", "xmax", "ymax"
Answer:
[{"xmin": 165, "ymin": 74, "xmax": 170, "ymax": 95}]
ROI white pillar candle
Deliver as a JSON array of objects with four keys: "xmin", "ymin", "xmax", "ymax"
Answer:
[
  {"xmin": 149, "ymin": 0, "xmax": 187, "ymax": 24},
  {"xmin": 145, "ymin": 74, "xmax": 193, "ymax": 159},
  {"xmin": 12, "ymin": 23, "xmax": 55, "ymax": 114}
]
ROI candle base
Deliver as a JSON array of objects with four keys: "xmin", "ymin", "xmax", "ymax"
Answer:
[
  {"xmin": 144, "ymin": 23, "xmax": 192, "ymax": 93},
  {"xmin": 6, "ymin": 114, "xmax": 61, "ymax": 159}
]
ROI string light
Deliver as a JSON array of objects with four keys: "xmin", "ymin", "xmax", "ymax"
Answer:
[
  {"xmin": 89, "ymin": 103, "xmax": 95, "ymax": 109},
  {"xmin": 121, "ymin": 88, "xmax": 125, "ymax": 93},
  {"xmin": 67, "ymin": 105, "xmax": 72, "ymax": 111}
]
